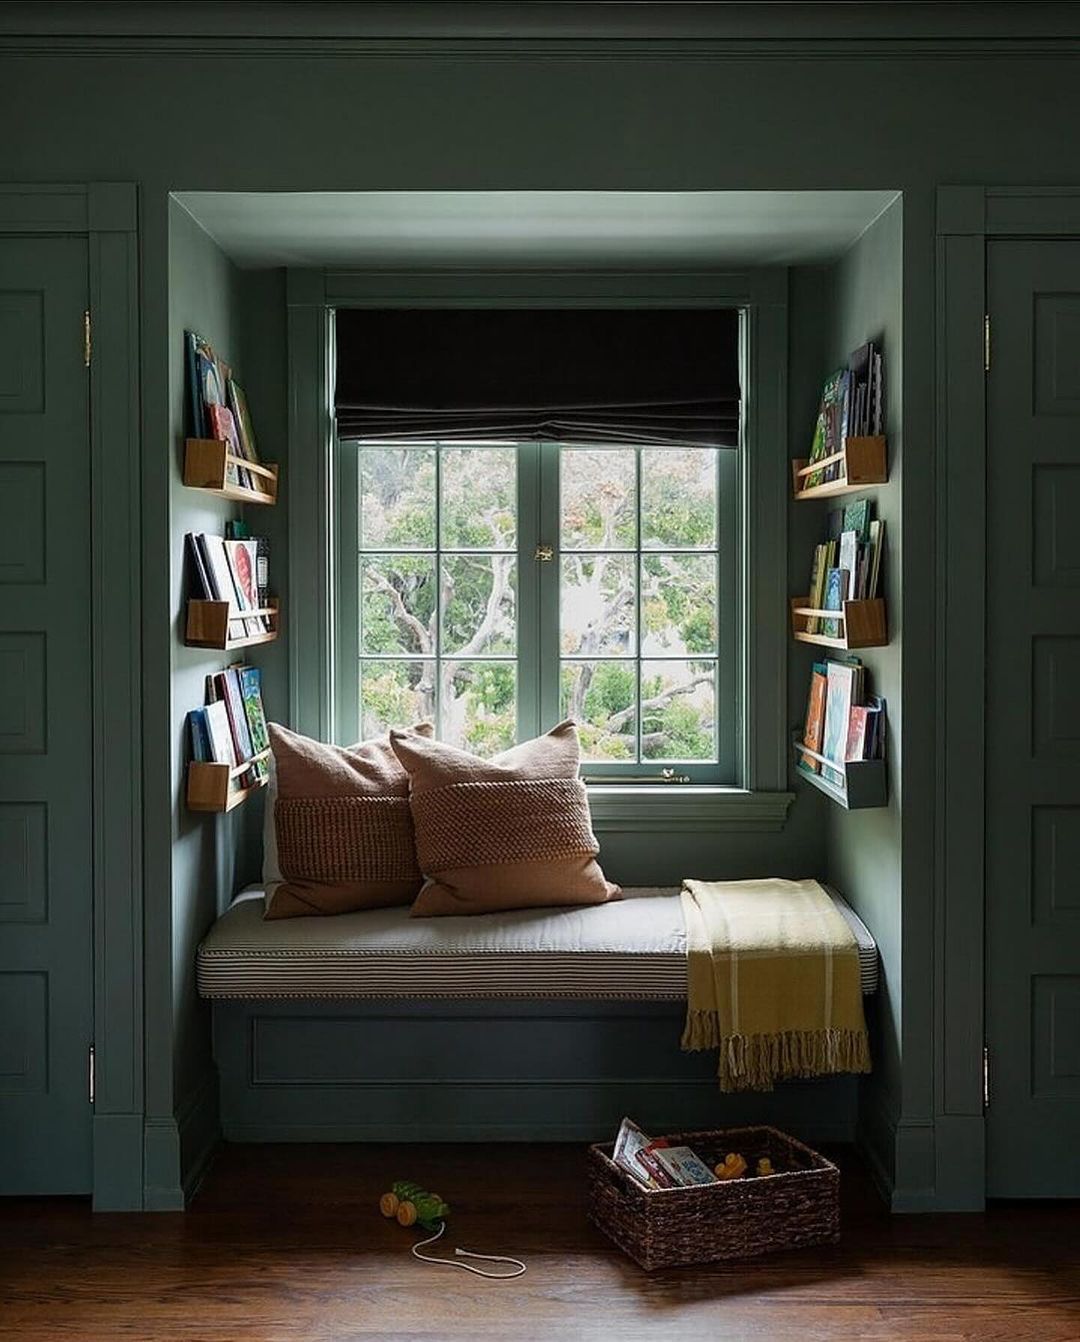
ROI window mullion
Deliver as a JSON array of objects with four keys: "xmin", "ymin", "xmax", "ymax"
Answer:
[{"xmin": 536, "ymin": 441, "xmax": 562, "ymax": 732}]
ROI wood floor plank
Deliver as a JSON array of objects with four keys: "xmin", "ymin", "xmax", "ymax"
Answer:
[{"xmin": 1, "ymin": 1144, "xmax": 1078, "ymax": 1341}]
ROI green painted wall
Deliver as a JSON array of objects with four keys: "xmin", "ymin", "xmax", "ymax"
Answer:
[
  {"xmin": 823, "ymin": 200, "xmax": 905, "ymax": 1164},
  {"xmin": 4, "ymin": 15, "xmax": 1078, "ymax": 1205}
]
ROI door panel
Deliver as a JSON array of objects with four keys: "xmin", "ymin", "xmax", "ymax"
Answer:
[
  {"xmin": 0, "ymin": 237, "xmax": 92, "ymax": 1194},
  {"xmin": 986, "ymin": 240, "xmax": 1080, "ymax": 1197}
]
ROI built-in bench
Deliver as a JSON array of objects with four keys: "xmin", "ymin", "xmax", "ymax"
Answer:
[{"xmin": 199, "ymin": 887, "xmax": 878, "ymax": 1144}]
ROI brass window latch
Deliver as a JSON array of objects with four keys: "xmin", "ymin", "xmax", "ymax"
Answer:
[{"xmin": 535, "ymin": 544, "xmax": 554, "ymax": 562}]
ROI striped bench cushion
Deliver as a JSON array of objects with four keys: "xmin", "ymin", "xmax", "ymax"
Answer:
[{"xmin": 197, "ymin": 886, "xmax": 878, "ymax": 1001}]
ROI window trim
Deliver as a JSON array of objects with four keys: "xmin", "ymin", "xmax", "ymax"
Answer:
[{"xmin": 287, "ymin": 268, "xmax": 791, "ymax": 827}]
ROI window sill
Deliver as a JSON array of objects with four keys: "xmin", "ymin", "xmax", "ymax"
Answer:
[{"xmin": 585, "ymin": 786, "xmax": 795, "ymax": 834}]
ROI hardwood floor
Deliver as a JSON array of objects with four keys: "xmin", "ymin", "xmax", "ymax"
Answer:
[{"xmin": 1, "ymin": 1144, "xmax": 1078, "ymax": 1341}]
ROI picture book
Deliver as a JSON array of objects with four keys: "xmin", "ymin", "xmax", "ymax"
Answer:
[
  {"xmin": 799, "ymin": 661, "xmax": 828, "ymax": 774},
  {"xmin": 652, "ymin": 1146, "xmax": 718, "ymax": 1188},
  {"xmin": 613, "ymin": 1118, "xmax": 660, "ymax": 1189},
  {"xmin": 187, "ymin": 708, "xmax": 212, "ymax": 763},
  {"xmin": 227, "ymin": 379, "xmax": 261, "ymax": 465},
  {"xmin": 838, "ymin": 530, "xmax": 859, "ymax": 600},
  {"xmin": 842, "ymin": 496, "xmax": 871, "ymax": 542},
  {"xmin": 186, "ymin": 532, "xmax": 214, "ymax": 601},
  {"xmin": 198, "ymin": 535, "xmax": 247, "ymax": 640},
  {"xmin": 238, "ymin": 666, "xmax": 270, "ymax": 783},
  {"xmin": 206, "ymin": 402, "xmax": 248, "ymax": 489},
  {"xmin": 214, "ymin": 668, "xmax": 256, "ymax": 784},
  {"xmin": 187, "ymin": 330, "xmax": 228, "ymax": 435},
  {"xmin": 805, "ymin": 544, "xmax": 826, "ymax": 635},
  {"xmin": 637, "ymin": 1145, "xmax": 678, "ymax": 1188},
  {"xmin": 822, "ymin": 566, "xmax": 848, "ymax": 639},
  {"xmin": 868, "ymin": 519, "xmax": 885, "ymax": 599},
  {"xmin": 805, "ymin": 369, "xmax": 846, "ymax": 489},
  {"xmin": 203, "ymin": 699, "xmax": 238, "ymax": 769},
  {"xmin": 846, "ymin": 705, "xmax": 869, "ymax": 762},
  {"xmin": 224, "ymin": 538, "xmax": 266, "ymax": 636},
  {"xmin": 822, "ymin": 660, "xmax": 858, "ymax": 787}
]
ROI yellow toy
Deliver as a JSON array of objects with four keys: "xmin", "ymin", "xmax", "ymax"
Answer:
[
  {"xmin": 714, "ymin": 1152, "xmax": 748, "ymax": 1181},
  {"xmin": 379, "ymin": 1180, "xmax": 450, "ymax": 1231},
  {"xmin": 756, "ymin": 1157, "xmax": 775, "ymax": 1177}
]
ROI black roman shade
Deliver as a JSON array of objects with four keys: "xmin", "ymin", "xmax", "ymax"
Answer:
[{"xmin": 334, "ymin": 308, "xmax": 740, "ymax": 447}]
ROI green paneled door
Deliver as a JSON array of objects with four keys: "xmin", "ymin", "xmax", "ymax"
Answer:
[
  {"xmin": 0, "ymin": 237, "xmax": 93, "ymax": 1194},
  {"xmin": 986, "ymin": 240, "xmax": 1080, "ymax": 1198}
]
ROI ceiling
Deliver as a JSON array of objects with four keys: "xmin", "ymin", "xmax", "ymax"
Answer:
[{"xmin": 172, "ymin": 190, "xmax": 901, "ymax": 271}]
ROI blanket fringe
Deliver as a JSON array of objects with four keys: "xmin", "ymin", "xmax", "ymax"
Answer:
[{"xmin": 682, "ymin": 1014, "xmax": 871, "ymax": 1092}]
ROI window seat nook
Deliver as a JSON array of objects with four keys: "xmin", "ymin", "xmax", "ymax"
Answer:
[
  {"xmin": 201, "ymin": 886, "xmax": 878, "ymax": 1144},
  {"xmin": 198, "ymin": 887, "xmax": 878, "ymax": 1000}
]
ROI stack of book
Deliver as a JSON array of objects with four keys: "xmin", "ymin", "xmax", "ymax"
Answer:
[
  {"xmin": 188, "ymin": 665, "xmax": 270, "ymax": 792},
  {"xmin": 186, "ymin": 330, "xmax": 262, "ymax": 491},
  {"xmin": 799, "ymin": 655, "xmax": 886, "ymax": 787},
  {"xmin": 186, "ymin": 531, "xmax": 270, "ymax": 641},
  {"xmin": 805, "ymin": 339, "xmax": 885, "ymax": 487},
  {"xmin": 804, "ymin": 496, "xmax": 885, "ymax": 636}
]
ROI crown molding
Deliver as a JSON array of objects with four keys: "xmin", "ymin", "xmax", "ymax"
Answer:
[{"xmin": 1, "ymin": 2, "xmax": 1079, "ymax": 58}]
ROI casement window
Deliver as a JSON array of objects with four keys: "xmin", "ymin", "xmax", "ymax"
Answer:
[
  {"xmin": 288, "ymin": 273, "xmax": 791, "ymax": 818},
  {"xmin": 336, "ymin": 436, "xmax": 736, "ymax": 781}
]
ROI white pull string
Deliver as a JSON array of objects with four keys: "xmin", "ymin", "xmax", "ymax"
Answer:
[{"xmin": 410, "ymin": 1220, "xmax": 527, "ymax": 1279}]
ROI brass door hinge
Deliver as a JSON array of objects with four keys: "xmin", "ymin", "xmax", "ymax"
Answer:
[
  {"xmin": 84, "ymin": 309, "xmax": 92, "ymax": 368},
  {"xmin": 984, "ymin": 313, "xmax": 990, "ymax": 373}
]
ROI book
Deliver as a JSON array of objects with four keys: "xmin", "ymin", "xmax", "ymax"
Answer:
[
  {"xmin": 227, "ymin": 378, "xmax": 261, "ymax": 465},
  {"xmin": 185, "ymin": 532, "xmax": 214, "ymax": 601},
  {"xmin": 805, "ymin": 369, "xmax": 845, "ymax": 489},
  {"xmin": 842, "ymin": 496, "xmax": 871, "ymax": 543},
  {"xmin": 821, "ymin": 566, "xmax": 848, "ymax": 640},
  {"xmin": 637, "ymin": 1145, "xmax": 678, "ymax": 1188},
  {"xmin": 838, "ymin": 530, "xmax": 859, "ymax": 600},
  {"xmin": 199, "ymin": 535, "xmax": 247, "ymax": 641},
  {"xmin": 846, "ymin": 704, "xmax": 869, "ymax": 762},
  {"xmin": 652, "ymin": 1146, "xmax": 718, "ymax": 1188},
  {"xmin": 799, "ymin": 661, "xmax": 828, "ymax": 774},
  {"xmin": 207, "ymin": 401, "xmax": 248, "ymax": 489},
  {"xmin": 805, "ymin": 543, "xmax": 827, "ymax": 635},
  {"xmin": 238, "ymin": 666, "xmax": 270, "ymax": 783},
  {"xmin": 822, "ymin": 659, "xmax": 858, "ymax": 787},
  {"xmin": 613, "ymin": 1118, "xmax": 660, "ymax": 1189},
  {"xmin": 224, "ymin": 538, "xmax": 266, "ymax": 636},
  {"xmin": 203, "ymin": 699, "xmax": 238, "ymax": 769},
  {"xmin": 214, "ymin": 668, "xmax": 256, "ymax": 783},
  {"xmin": 867, "ymin": 519, "xmax": 885, "ymax": 599},
  {"xmin": 187, "ymin": 707, "xmax": 212, "ymax": 762},
  {"xmin": 187, "ymin": 330, "xmax": 228, "ymax": 438}
]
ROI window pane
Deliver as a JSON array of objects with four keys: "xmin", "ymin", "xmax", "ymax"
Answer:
[
  {"xmin": 440, "ymin": 446, "xmax": 516, "ymax": 550},
  {"xmin": 441, "ymin": 554, "xmax": 516, "ymax": 656},
  {"xmin": 641, "ymin": 447, "xmax": 718, "ymax": 550},
  {"xmin": 561, "ymin": 661, "xmax": 637, "ymax": 762},
  {"xmin": 441, "ymin": 661, "xmax": 516, "ymax": 757},
  {"xmin": 360, "ymin": 555, "xmax": 436, "ymax": 656},
  {"xmin": 360, "ymin": 660, "xmax": 435, "ymax": 738},
  {"xmin": 641, "ymin": 554, "xmax": 718, "ymax": 656},
  {"xmin": 560, "ymin": 447, "xmax": 637, "ymax": 550},
  {"xmin": 560, "ymin": 553, "xmax": 636, "ymax": 657},
  {"xmin": 641, "ymin": 659, "xmax": 716, "ymax": 761},
  {"xmin": 360, "ymin": 446, "xmax": 436, "ymax": 549}
]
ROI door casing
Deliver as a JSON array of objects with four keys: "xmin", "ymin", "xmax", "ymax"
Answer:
[
  {"xmin": 0, "ymin": 184, "xmax": 143, "ymax": 1210},
  {"xmin": 935, "ymin": 185, "xmax": 1080, "ymax": 1207}
]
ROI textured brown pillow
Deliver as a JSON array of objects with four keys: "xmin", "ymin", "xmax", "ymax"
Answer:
[
  {"xmin": 389, "ymin": 720, "xmax": 621, "ymax": 918},
  {"xmin": 264, "ymin": 721, "xmax": 433, "ymax": 919}
]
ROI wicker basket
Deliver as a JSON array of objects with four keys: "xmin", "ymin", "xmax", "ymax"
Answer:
[{"xmin": 588, "ymin": 1125, "xmax": 839, "ymax": 1270}]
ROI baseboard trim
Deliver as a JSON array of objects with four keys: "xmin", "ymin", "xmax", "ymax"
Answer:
[
  {"xmin": 92, "ymin": 1112, "xmax": 145, "ymax": 1210},
  {"xmin": 142, "ymin": 1069, "xmax": 221, "ymax": 1211}
]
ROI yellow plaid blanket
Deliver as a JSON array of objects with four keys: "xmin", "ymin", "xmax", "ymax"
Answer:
[{"xmin": 680, "ymin": 878, "xmax": 871, "ymax": 1092}]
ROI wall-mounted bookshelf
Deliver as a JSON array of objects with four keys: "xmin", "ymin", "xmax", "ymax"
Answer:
[
  {"xmin": 791, "ymin": 737, "xmax": 887, "ymax": 810},
  {"xmin": 790, "ymin": 596, "xmax": 887, "ymax": 650},
  {"xmin": 184, "ymin": 438, "xmax": 279, "ymax": 505},
  {"xmin": 791, "ymin": 435, "xmax": 887, "ymax": 501},
  {"xmin": 185, "ymin": 597, "xmax": 279, "ymax": 651},
  {"xmin": 187, "ymin": 751, "xmax": 271, "ymax": 814}
]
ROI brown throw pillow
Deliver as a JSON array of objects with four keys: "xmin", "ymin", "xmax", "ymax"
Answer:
[
  {"xmin": 264, "ymin": 721, "xmax": 433, "ymax": 919},
  {"xmin": 389, "ymin": 720, "xmax": 621, "ymax": 918}
]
